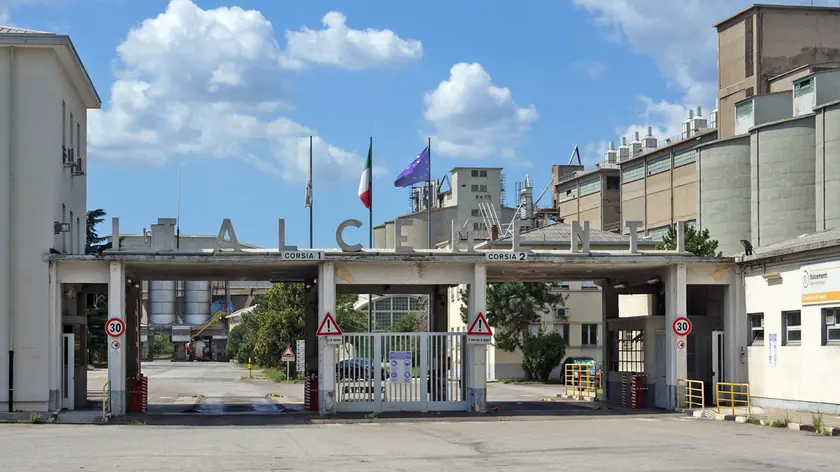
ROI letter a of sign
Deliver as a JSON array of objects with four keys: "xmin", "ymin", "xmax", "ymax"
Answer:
[
  {"xmin": 214, "ymin": 219, "xmax": 242, "ymax": 253},
  {"xmin": 467, "ymin": 312, "xmax": 493, "ymax": 336},
  {"xmin": 316, "ymin": 312, "xmax": 343, "ymax": 336}
]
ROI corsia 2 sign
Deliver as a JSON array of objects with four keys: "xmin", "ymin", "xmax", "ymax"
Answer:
[{"xmin": 801, "ymin": 260, "xmax": 840, "ymax": 305}]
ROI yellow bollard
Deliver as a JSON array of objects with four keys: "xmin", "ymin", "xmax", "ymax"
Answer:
[{"xmin": 248, "ymin": 358, "xmax": 252, "ymax": 379}]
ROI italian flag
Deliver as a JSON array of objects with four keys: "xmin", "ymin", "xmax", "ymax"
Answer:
[{"xmin": 358, "ymin": 143, "xmax": 372, "ymax": 209}]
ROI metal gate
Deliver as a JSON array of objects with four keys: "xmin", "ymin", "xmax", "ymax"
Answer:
[{"xmin": 334, "ymin": 332, "xmax": 466, "ymax": 413}]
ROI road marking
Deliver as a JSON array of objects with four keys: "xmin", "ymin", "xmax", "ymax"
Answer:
[{"xmin": 632, "ymin": 418, "xmax": 660, "ymax": 422}]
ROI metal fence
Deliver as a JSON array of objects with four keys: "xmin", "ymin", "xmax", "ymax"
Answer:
[
  {"xmin": 716, "ymin": 382, "xmax": 750, "ymax": 416},
  {"xmin": 334, "ymin": 332, "xmax": 466, "ymax": 413},
  {"xmin": 564, "ymin": 363, "xmax": 601, "ymax": 400},
  {"xmin": 677, "ymin": 379, "xmax": 705, "ymax": 410}
]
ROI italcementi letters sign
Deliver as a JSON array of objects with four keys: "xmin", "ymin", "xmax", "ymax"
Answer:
[{"xmin": 801, "ymin": 260, "xmax": 840, "ymax": 305}]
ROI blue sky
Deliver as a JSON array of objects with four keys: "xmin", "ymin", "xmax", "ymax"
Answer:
[{"xmin": 2, "ymin": 0, "xmax": 831, "ymax": 248}]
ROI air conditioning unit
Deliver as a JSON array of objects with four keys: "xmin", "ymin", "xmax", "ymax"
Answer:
[
  {"xmin": 63, "ymin": 148, "xmax": 76, "ymax": 167},
  {"xmin": 54, "ymin": 221, "xmax": 71, "ymax": 234},
  {"xmin": 555, "ymin": 308, "xmax": 569, "ymax": 318},
  {"xmin": 72, "ymin": 156, "xmax": 85, "ymax": 176}
]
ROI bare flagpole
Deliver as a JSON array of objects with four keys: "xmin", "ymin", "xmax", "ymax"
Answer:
[
  {"xmin": 427, "ymin": 137, "xmax": 432, "ymax": 249},
  {"xmin": 309, "ymin": 136, "xmax": 313, "ymax": 249}
]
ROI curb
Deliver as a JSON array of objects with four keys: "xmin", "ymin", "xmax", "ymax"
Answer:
[{"xmin": 679, "ymin": 409, "xmax": 840, "ymax": 437}]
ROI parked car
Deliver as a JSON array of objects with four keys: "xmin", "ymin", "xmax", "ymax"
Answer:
[{"xmin": 335, "ymin": 359, "xmax": 386, "ymax": 381}]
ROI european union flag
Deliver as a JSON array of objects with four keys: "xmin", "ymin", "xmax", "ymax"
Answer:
[{"xmin": 394, "ymin": 146, "xmax": 430, "ymax": 188}]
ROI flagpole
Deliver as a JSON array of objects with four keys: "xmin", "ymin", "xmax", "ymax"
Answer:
[
  {"xmin": 309, "ymin": 135, "xmax": 313, "ymax": 249},
  {"xmin": 427, "ymin": 137, "xmax": 432, "ymax": 249},
  {"xmin": 368, "ymin": 136, "xmax": 373, "ymax": 333}
]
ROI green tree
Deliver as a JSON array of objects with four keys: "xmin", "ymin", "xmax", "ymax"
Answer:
[
  {"xmin": 460, "ymin": 283, "xmax": 564, "ymax": 352},
  {"xmin": 152, "ymin": 334, "xmax": 173, "ymax": 358},
  {"xmin": 391, "ymin": 311, "xmax": 428, "ymax": 333},
  {"xmin": 656, "ymin": 224, "xmax": 722, "ymax": 257},
  {"xmin": 87, "ymin": 294, "xmax": 108, "ymax": 364},
  {"xmin": 521, "ymin": 331, "xmax": 566, "ymax": 382},
  {"xmin": 86, "ymin": 209, "xmax": 107, "ymax": 254}
]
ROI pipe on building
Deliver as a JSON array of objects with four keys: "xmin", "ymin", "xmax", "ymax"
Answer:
[{"xmin": 5, "ymin": 47, "xmax": 16, "ymax": 411}]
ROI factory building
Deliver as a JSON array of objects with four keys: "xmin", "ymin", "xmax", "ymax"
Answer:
[{"xmin": 715, "ymin": 3, "xmax": 840, "ymax": 139}]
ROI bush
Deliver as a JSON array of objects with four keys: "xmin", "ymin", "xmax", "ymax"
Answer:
[{"xmin": 520, "ymin": 332, "xmax": 566, "ymax": 382}]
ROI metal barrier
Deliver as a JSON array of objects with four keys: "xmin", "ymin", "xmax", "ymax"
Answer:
[
  {"xmin": 715, "ymin": 382, "xmax": 750, "ymax": 416},
  {"xmin": 564, "ymin": 364, "xmax": 601, "ymax": 400},
  {"xmin": 677, "ymin": 379, "xmax": 705, "ymax": 409},
  {"xmin": 102, "ymin": 381, "xmax": 111, "ymax": 422},
  {"xmin": 334, "ymin": 332, "xmax": 466, "ymax": 413}
]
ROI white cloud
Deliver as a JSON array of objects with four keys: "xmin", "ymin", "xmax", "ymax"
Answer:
[
  {"xmin": 422, "ymin": 62, "xmax": 537, "ymax": 160},
  {"xmin": 89, "ymin": 0, "xmax": 397, "ymax": 182},
  {"xmin": 570, "ymin": 0, "xmax": 839, "ymax": 160},
  {"xmin": 0, "ymin": 9, "xmax": 9, "ymax": 24},
  {"xmin": 283, "ymin": 11, "xmax": 422, "ymax": 70}
]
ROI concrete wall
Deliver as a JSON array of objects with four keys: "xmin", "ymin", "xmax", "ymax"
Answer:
[
  {"xmin": 745, "ymin": 260, "xmax": 840, "ymax": 413},
  {"xmin": 717, "ymin": 13, "xmax": 753, "ymax": 139},
  {"xmin": 750, "ymin": 115, "xmax": 817, "ymax": 247},
  {"xmin": 697, "ymin": 135, "xmax": 752, "ymax": 256},
  {"xmin": 816, "ymin": 103, "xmax": 840, "ymax": 231},
  {"xmin": 0, "ymin": 47, "xmax": 91, "ymax": 411}
]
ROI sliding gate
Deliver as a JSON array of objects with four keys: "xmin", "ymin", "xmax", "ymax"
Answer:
[{"xmin": 334, "ymin": 332, "xmax": 466, "ymax": 413}]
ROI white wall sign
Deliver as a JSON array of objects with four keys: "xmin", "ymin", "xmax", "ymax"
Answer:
[
  {"xmin": 801, "ymin": 260, "xmax": 840, "ymax": 305},
  {"xmin": 485, "ymin": 252, "xmax": 528, "ymax": 261},
  {"xmin": 296, "ymin": 340, "xmax": 306, "ymax": 373},
  {"xmin": 767, "ymin": 333, "xmax": 777, "ymax": 366},
  {"xmin": 389, "ymin": 351, "xmax": 412, "ymax": 384}
]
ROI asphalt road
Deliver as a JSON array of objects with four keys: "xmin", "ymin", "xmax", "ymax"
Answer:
[{"xmin": 1, "ymin": 415, "xmax": 837, "ymax": 471}]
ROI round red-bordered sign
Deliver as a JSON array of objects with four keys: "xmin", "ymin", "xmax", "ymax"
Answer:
[
  {"xmin": 676, "ymin": 339, "xmax": 687, "ymax": 350},
  {"xmin": 672, "ymin": 317, "xmax": 692, "ymax": 336},
  {"xmin": 105, "ymin": 318, "xmax": 126, "ymax": 338}
]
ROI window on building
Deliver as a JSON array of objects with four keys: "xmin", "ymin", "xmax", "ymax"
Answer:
[
  {"xmin": 612, "ymin": 330, "xmax": 644, "ymax": 373},
  {"xmin": 69, "ymin": 211, "xmax": 74, "ymax": 255},
  {"xmin": 794, "ymin": 78, "xmax": 813, "ymax": 98},
  {"xmin": 646, "ymin": 226, "xmax": 669, "ymax": 241},
  {"xmin": 606, "ymin": 176, "xmax": 620, "ymax": 190},
  {"xmin": 685, "ymin": 220, "xmax": 697, "ymax": 229},
  {"xmin": 471, "ymin": 170, "xmax": 478, "ymax": 177},
  {"xmin": 77, "ymin": 123, "xmax": 81, "ymax": 155},
  {"xmin": 479, "ymin": 170, "xmax": 487, "ymax": 177},
  {"xmin": 471, "ymin": 209, "xmax": 481, "ymax": 217},
  {"xmin": 748, "ymin": 313, "xmax": 764, "ymax": 345},
  {"xmin": 472, "ymin": 222, "xmax": 487, "ymax": 231},
  {"xmin": 581, "ymin": 281, "xmax": 599, "ymax": 290},
  {"xmin": 782, "ymin": 310, "xmax": 801, "ymax": 345},
  {"xmin": 551, "ymin": 282, "xmax": 570, "ymax": 291},
  {"xmin": 581, "ymin": 324, "xmax": 598, "ymax": 347},
  {"xmin": 61, "ymin": 101, "xmax": 66, "ymax": 148},
  {"xmin": 822, "ymin": 308, "xmax": 840, "ymax": 345},
  {"xmin": 69, "ymin": 112, "xmax": 74, "ymax": 149},
  {"xmin": 555, "ymin": 323, "xmax": 570, "ymax": 345},
  {"xmin": 471, "ymin": 184, "xmax": 478, "ymax": 192}
]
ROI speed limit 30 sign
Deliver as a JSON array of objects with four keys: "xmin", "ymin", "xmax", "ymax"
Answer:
[
  {"xmin": 105, "ymin": 318, "xmax": 126, "ymax": 338},
  {"xmin": 672, "ymin": 317, "xmax": 692, "ymax": 337}
]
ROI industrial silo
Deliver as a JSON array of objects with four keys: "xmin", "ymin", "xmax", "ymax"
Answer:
[
  {"xmin": 147, "ymin": 281, "xmax": 177, "ymax": 327},
  {"xmin": 697, "ymin": 135, "xmax": 752, "ymax": 256},
  {"xmin": 750, "ymin": 115, "xmax": 817, "ymax": 247},
  {"xmin": 817, "ymin": 102, "xmax": 840, "ymax": 230},
  {"xmin": 184, "ymin": 281, "xmax": 212, "ymax": 326}
]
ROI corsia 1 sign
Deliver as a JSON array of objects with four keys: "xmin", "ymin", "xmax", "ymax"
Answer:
[{"xmin": 801, "ymin": 260, "xmax": 840, "ymax": 305}]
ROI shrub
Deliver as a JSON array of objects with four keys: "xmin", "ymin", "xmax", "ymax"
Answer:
[{"xmin": 520, "ymin": 332, "xmax": 566, "ymax": 382}]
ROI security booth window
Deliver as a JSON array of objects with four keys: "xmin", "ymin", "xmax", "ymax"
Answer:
[
  {"xmin": 782, "ymin": 310, "xmax": 801, "ymax": 345},
  {"xmin": 748, "ymin": 313, "xmax": 764, "ymax": 345},
  {"xmin": 823, "ymin": 308, "xmax": 840, "ymax": 345}
]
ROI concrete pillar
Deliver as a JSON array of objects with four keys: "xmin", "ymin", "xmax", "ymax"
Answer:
[
  {"xmin": 48, "ymin": 262, "xmax": 60, "ymax": 410},
  {"xmin": 665, "ymin": 264, "xmax": 688, "ymax": 410},
  {"xmin": 107, "ymin": 262, "xmax": 126, "ymax": 415},
  {"xmin": 125, "ymin": 286, "xmax": 141, "ymax": 381},
  {"xmin": 465, "ymin": 263, "xmax": 487, "ymax": 413},
  {"xmin": 601, "ymin": 285, "xmax": 619, "ymax": 402},
  {"xmin": 304, "ymin": 282, "xmax": 318, "ymax": 373},
  {"xmin": 725, "ymin": 274, "xmax": 747, "ymax": 384},
  {"xmin": 431, "ymin": 285, "xmax": 448, "ymax": 332},
  {"xmin": 317, "ymin": 262, "xmax": 336, "ymax": 415}
]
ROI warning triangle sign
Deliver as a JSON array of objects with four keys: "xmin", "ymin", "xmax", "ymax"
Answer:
[
  {"xmin": 316, "ymin": 312, "xmax": 343, "ymax": 336},
  {"xmin": 281, "ymin": 346, "xmax": 295, "ymax": 360},
  {"xmin": 467, "ymin": 312, "xmax": 493, "ymax": 336}
]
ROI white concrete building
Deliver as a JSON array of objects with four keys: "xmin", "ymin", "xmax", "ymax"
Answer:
[
  {"xmin": 741, "ymin": 228, "xmax": 840, "ymax": 414},
  {"xmin": 0, "ymin": 26, "xmax": 100, "ymax": 412}
]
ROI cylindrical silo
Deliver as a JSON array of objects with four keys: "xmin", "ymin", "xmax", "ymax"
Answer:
[
  {"xmin": 148, "ymin": 281, "xmax": 177, "ymax": 327},
  {"xmin": 184, "ymin": 281, "xmax": 212, "ymax": 326},
  {"xmin": 751, "ymin": 115, "xmax": 817, "ymax": 247},
  {"xmin": 697, "ymin": 135, "xmax": 752, "ymax": 256},
  {"xmin": 816, "ymin": 103, "xmax": 840, "ymax": 231}
]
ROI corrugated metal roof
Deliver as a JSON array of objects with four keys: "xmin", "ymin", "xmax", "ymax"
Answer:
[
  {"xmin": 502, "ymin": 222, "xmax": 631, "ymax": 243},
  {"xmin": 0, "ymin": 25, "xmax": 54, "ymax": 34}
]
